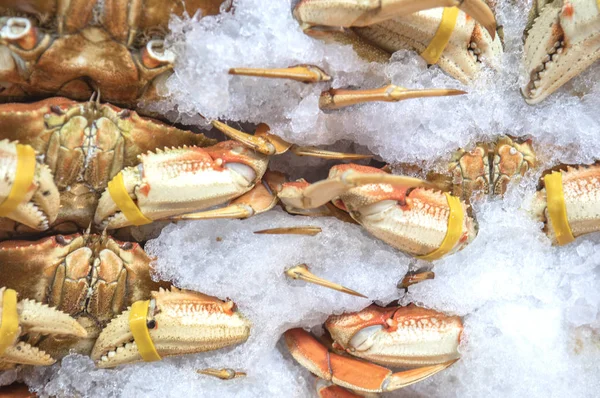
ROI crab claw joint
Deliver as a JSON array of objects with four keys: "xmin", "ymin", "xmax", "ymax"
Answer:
[
  {"xmin": 0, "ymin": 287, "xmax": 86, "ymax": 367},
  {"xmin": 91, "ymin": 288, "xmax": 251, "ymax": 368}
]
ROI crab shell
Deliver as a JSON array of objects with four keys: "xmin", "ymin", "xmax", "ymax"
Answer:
[
  {"xmin": 329, "ymin": 164, "xmax": 476, "ymax": 258},
  {"xmin": 522, "ymin": 0, "xmax": 600, "ymax": 104},
  {"xmin": 532, "ymin": 165, "xmax": 600, "ymax": 244},
  {"xmin": 434, "ymin": 136, "xmax": 536, "ymax": 201},
  {"xmin": 0, "ymin": 1, "xmax": 227, "ymax": 106},
  {"xmin": 294, "ymin": 1, "xmax": 503, "ymax": 83},
  {"xmin": 0, "ymin": 233, "xmax": 251, "ymax": 368},
  {"xmin": 0, "ymin": 97, "xmax": 215, "ymax": 236}
]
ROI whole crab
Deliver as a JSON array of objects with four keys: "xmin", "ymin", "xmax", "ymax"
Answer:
[
  {"xmin": 522, "ymin": 0, "xmax": 600, "ymax": 104},
  {"xmin": 0, "ymin": 0, "xmax": 227, "ymax": 107},
  {"xmin": 0, "ymin": 97, "xmax": 215, "ymax": 238},
  {"xmin": 285, "ymin": 304, "xmax": 463, "ymax": 396},
  {"xmin": 0, "ymin": 232, "xmax": 251, "ymax": 369}
]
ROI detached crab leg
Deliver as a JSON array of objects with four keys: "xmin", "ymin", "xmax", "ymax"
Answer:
[
  {"xmin": 285, "ymin": 328, "xmax": 457, "ymax": 393},
  {"xmin": 319, "ymin": 85, "xmax": 466, "ymax": 110},
  {"xmin": 229, "ymin": 65, "xmax": 332, "ymax": 83},
  {"xmin": 0, "ymin": 287, "xmax": 86, "ymax": 368},
  {"xmin": 229, "ymin": 68, "xmax": 467, "ymax": 109},
  {"xmin": 285, "ymin": 264, "xmax": 367, "ymax": 298},
  {"xmin": 293, "ymin": 0, "xmax": 497, "ymax": 37}
]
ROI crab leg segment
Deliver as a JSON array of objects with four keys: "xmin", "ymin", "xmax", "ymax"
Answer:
[
  {"xmin": 0, "ymin": 140, "xmax": 60, "ymax": 230},
  {"xmin": 229, "ymin": 65, "xmax": 332, "ymax": 83},
  {"xmin": 285, "ymin": 264, "xmax": 367, "ymax": 298},
  {"xmin": 0, "ymin": 287, "xmax": 86, "ymax": 367},
  {"xmin": 285, "ymin": 328, "xmax": 456, "ymax": 393},
  {"xmin": 92, "ymin": 288, "xmax": 251, "ymax": 368},
  {"xmin": 293, "ymin": 0, "xmax": 497, "ymax": 37},
  {"xmin": 320, "ymin": 85, "xmax": 466, "ymax": 110}
]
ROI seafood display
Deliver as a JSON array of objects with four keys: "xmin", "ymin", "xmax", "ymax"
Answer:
[{"xmin": 0, "ymin": 0, "xmax": 600, "ymax": 397}]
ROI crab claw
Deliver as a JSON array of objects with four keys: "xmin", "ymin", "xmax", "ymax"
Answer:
[
  {"xmin": 0, "ymin": 287, "xmax": 86, "ymax": 367},
  {"xmin": 0, "ymin": 140, "xmax": 60, "ymax": 231},
  {"xmin": 284, "ymin": 328, "xmax": 458, "ymax": 393},
  {"xmin": 91, "ymin": 288, "xmax": 251, "ymax": 368},
  {"xmin": 94, "ymin": 143, "xmax": 269, "ymax": 229},
  {"xmin": 522, "ymin": 0, "xmax": 600, "ymax": 104},
  {"xmin": 325, "ymin": 304, "xmax": 463, "ymax": 367},
  {"xmin": 293, "ymin": 0, "xmax": 497, "ymax": 37}
]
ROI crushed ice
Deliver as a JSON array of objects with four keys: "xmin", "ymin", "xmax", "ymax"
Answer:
[{"xmin": 7, "ymin": 0, "xmax": 600, "ymax": 396}]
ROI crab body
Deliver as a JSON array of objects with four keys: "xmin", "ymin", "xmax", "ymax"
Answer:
[
  {"xmin": 523, "ymin": 0, "xmax": 600, "ymax": 104},
  {"xmin": 293, "ymin": 0, "xmax": 502, "ymax": 83},
  {"xmin": 0, "ymin": 98, "xmax": 216, "ymax": 237},
  {"xmin": 285, "ymin": 304, "xmax": 462, "ymax": 395},
  {"xmin": 427, "ymin": 136, "xmax": 536, "ymax": 201},
  {"xmin": 0, "ymin": 233, "xmax": 251, "ymax": 369},
  {"xmin": 0, "ymin": 1, "xmax": 226, "ymax": 106}
]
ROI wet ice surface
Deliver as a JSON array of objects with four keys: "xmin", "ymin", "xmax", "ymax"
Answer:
[{"xmin": 9, "ymin": 0, "xmax": 600, "ymax": 396}]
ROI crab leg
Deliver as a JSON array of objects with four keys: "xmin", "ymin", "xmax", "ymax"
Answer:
[
  {"xmin": 285, "ymin": 328, "xmax": 457, "ymax": 393},
  {"xmin": 229, "ymin": 65, "xmax": 332, "ymax": 83},
  {"xmin": 0, "ymin": 287, "xmax": 86, "ymax": 367},
  {"xmin": 293, "ymin": 0, "xmax": 496, "ymax": 37},
  {"xmin": 285, "ymin": 264, "xmax": 367, "ymax": 298},
  {"xmin": 319, "ymin": 85, "xmax": 466, "ymax": 110},
  {"xmin": 212, "ymin": 122, "xmax": 369, "ymax": 159},
  {"xmin": 280, "ymin": 169, "xmax": 439, "ymax": 210}
]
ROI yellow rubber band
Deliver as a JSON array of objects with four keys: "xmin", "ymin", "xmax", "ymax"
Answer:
[
  {"xmin": 0, "ymin": 289, "xmax": 19, "ymax": 356},
  {"xmin": 421, "ymin": 7, "xmax": 459, "ymax": 65},
  {"xmin": 544, "ymin": 172, "xmax": 575, "ymax": 246},
  {"xmin": 129, "ymin": 300, "xmax": 161, "ymax": 362},
  {"xmin": 107, "ymin": 172, "xmax": 152, "ymax": 226},
  {"xmin": 418, "ymin": 193, "xmax": 464, "ymax": 261},
  {"xmin": 0, "ymin": 144, "xmax": 36, "ymax": 217}
]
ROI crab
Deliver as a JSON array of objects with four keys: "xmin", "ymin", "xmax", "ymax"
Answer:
[
  {"xmin": 289, "ymin": 0, "xmax": 503, "ymax": 84},
  {"xmin": 425, "ymin": 136, "xmax": 537, "ymax": 201},
  {"xmin": 0, "ymin": 232, "xmax": 251, "ymax": 369},
  {"xmin": 522, "ymin": 0, "xmax": 600, "ymax": 104},
  {"xmin": 0, "ymin": 97, "xmax": 216, "ymax": 238},
  {"xmin": 285, "ymin": 303, "xmax": 463, "ymax": 396},
  {"xmin": 0, "ymin": 1, "xmax": 227, "ymax": 107},
  {"xmin": 277, "ymin": 163, "xmax": 477, "ymax": 260},
  {"xmin": 532, "ymin": 164, "xmax": 600, "ymax": 246}
]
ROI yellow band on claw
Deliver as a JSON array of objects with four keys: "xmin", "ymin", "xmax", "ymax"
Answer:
[
  {"xmin": 544, "ymin": 172, "xmax": 575, "ymax": 246},
  {"xmin": 0, "ymin": 144, "xmax": 36, "ymax": 217},
  {"xmin": 107, "ymin": 172, "xmax": 152, "ymax": 226},
  {"xmin": 421, "ymin": 7, "xmax": 459, "ymax": 65},
  {"xmin": 0, "ymin": 289, "xmax": 19, "ymax": 356},
  {"xmin": 418, "ymin": 193, "xmax": 464, "ymax": 261},
  {"xmin": 129, "ymin": 300, "xmax": 161, "ymax": 362}
]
